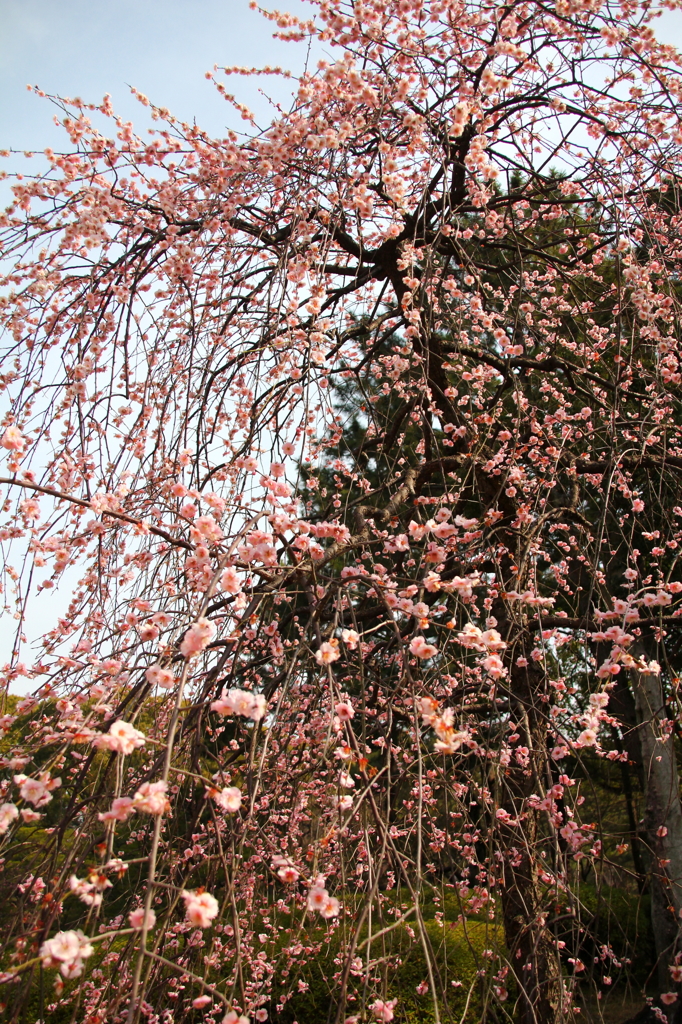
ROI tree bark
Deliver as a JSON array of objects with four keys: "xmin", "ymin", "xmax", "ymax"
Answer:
[
  {"xmin": 500, "ymin": 813, "xmax": 565, "ymax": 1024},
  {"xmin": 610, "ymin": 671, "xmax": 647, "ymax": 887},
  {"xmin": 631, "ymin": 659, "xmax": 682, "ymax": 993},
  {"xmin": 499, "ymin": 656, "xmax": 565, "ymax": 1024}
]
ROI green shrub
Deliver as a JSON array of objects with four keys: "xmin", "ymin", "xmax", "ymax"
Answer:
[{"xmin": 271, "ymin": 917, "xmax": 500, "ymax": 1024}]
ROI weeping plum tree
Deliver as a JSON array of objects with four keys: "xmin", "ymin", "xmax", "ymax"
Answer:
[{"xmin": 1, "ymin": 0, "xmax": 682, "ymax": 1022}]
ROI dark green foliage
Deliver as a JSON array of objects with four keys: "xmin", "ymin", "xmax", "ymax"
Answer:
[{"xmin": 271, "ymin": 918, "xmax": 496, "ymax": 1024}]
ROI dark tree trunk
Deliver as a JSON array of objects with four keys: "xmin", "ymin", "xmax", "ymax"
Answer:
[
  {"xmin": 631, "ymin": 658, "xmax": 682, "ymax": 993},
  {"xmin": 610, "ymin": 671, "xmax": 647, "ymax": 887},
  {"xmin": 499, "ymin": 654, "xmax": 564, "ymax": 1024}
]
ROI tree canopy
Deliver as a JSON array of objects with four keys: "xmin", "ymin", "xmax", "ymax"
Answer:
[{"xmin": 2, "ymin": 1, "xmax": 682, "ymax": 1023}]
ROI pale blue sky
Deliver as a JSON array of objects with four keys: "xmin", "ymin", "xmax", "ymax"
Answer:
[{"xmin": 0, "ymin": 0, "xmax": 315, "ymax": 160}]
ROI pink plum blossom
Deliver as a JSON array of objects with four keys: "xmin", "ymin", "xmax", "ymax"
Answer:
[
  {"xmin": 1, "ymin": 425, "xmax": 25, "ymax": 452},
  {"xmin": 180, "ymin": 617, "xmax": 216, "ymax": 659},
  {"xmin": 128, "ymin": 907, "xmax": 156, "ymax": 930},
  {"xmin": 145, "ymin": 664, "xmax": 176, "ymax": 689},
  {"xmin": 221, "ymin": 566, "xmax": 243, "ymax": 594},
  {"xmin": 40, "ymin": 930, "xmax": 93, "ymax": 977},
  {"xmin": 183, "ymin": 889, "xmax": 220, "ymax": 928},
  {"xmin": 133, "ymin": 781, "xmax": 170, "ymax": 815},
  {"xmin": 193, "ymin": 995, "xmax": 213, "ymax": 1009},
  {"xmin": 409, "ymin": 636, "xmax": 438, "ymax": 659},
  {"xmin": 0, "ymin": 802, "xmax": 18, "ymax": 833},
  {"xmin": 341, "ymin": 629, "xmax": 360, "ymax": 649},
  {"xmin": 371, "ymin": 999, "xmax": 396, "ymax": 1022},
  {"xmin": 212, "ymin": 786, "xmax": 242, "ymax": 812},
  {"xmin": 307, "ymin": 886, "xmax": 329, "ymax": 912},
  {"xmin": 211, "ymin": 688, "xmax": 267, "ymax": 721},
  {"xmin": 315, "ymin": 639, "xmax": 341, "ymax": 664},
  {"xmin": 94, "ymin": 719, "xmax": 146, "ymax": 755},
  {"xmin": 98, "ymin": 797, "xmax": 135, "ymax": 822}
]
